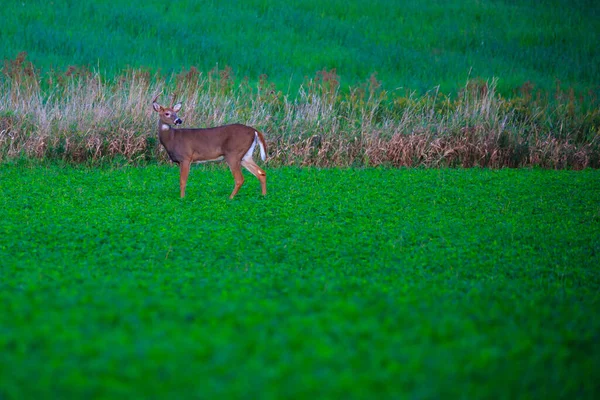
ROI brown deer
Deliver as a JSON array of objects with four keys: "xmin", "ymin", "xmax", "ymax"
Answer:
[{"xmin": 152, "ymin": 95, "xmax": 267, "ymax": 199}]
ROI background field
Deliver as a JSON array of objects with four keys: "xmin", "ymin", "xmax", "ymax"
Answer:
[
  {"xmin": 2, "ymin": 0, "xmax": 599, "ymax": 167},
  {"xmin": 2, "ymin": 0, "xmax": 599, "ymax": 95},
  {"xmin": 1, "ymin": 165, "xmax": 599, "ymax": 398}
]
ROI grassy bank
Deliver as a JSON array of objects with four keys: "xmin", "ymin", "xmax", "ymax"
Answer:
[
  {"xmin": 1, "ymin": 56, "xmax": 599, "ymax": 168},
  {"xmin": 1, "ymin": 165, "xmax": 599, "ymax": 398}
]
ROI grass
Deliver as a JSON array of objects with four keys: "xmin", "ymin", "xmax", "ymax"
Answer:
[
  {"xmin": 1, "ymin": 164, "xmax": 599, "ymax": 398},
  {"xmin": 3, "ymin": 0, "xmax": 599, "ymax": 169},
  {"xmin": 2, "ymin": 57, "xmax": 599, "ymax": 168},
  {"xmin": 1, "ymin": 0, "xmax": 599, "ymax": 95}
]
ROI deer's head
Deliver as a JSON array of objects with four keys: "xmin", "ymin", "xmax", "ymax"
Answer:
[{"xmin": 152, "ymin": 94, "xmax": 183, "ymax": 127}]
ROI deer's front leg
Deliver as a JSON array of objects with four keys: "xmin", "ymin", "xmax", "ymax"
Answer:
[{"xmin": 179, "ymin": 160, "xmax": 191, "ymax": 198}]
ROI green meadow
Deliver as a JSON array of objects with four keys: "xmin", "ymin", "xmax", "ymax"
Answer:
[
  {"xmin": 1, "ymin": 165, "xmax": 599, "ymax": 398},
  {"xmin": 2, "ymin": 0, "xmax": 599, "ymax": 94}
]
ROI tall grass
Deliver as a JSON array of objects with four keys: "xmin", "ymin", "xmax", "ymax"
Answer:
[{"xmin": 1, "ymin": 54, "xmax": 599, "ymax": 168}]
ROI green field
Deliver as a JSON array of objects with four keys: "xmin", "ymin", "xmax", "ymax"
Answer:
[
  {"xmin": 2, "ymin": 0, "xmax": 599, "ymax": 94},
  {"xmin": 1, "ymin": 164, "xmax": 599, "ymax": 398},
  {"xmin": 1, "ymin": 0, "xmax": 599, "ymax": 397}
]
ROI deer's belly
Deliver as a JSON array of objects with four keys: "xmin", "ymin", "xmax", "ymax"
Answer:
[{"xmin": 194, "ymin": 156, "xmax": 225, "ymax": 164}]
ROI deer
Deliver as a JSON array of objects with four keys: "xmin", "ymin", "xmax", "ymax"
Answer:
[{"xmin": 152, "ymin": 94, "xmax": 267, "ymax": 199}]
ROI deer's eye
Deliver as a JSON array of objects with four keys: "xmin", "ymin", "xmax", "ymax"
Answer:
[{"xmin": 165, "ymin": 112, "xmax": 171, "ymax": 117}]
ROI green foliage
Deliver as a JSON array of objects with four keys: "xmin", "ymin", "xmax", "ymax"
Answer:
[
  {"xmin": 1, "ymin": 165, "xmax": 599, "ymax": 398},
  {"xmin": 1, "ymin": 0, "xmax": 598, "ymax": 95}
]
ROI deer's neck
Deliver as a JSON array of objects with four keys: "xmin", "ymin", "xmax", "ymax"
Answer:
[{"xmin": 158, "ymin": 122, "xmax": 174, "ymax": 147}]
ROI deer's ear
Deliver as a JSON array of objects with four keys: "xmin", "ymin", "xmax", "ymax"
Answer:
[
  {"xmin": 173, "ymin": 103, "xmax": 182, "ymax": 112},
  {"xmin": 152, "ymin": 102, "xmax": 162, "ymax": 112}
]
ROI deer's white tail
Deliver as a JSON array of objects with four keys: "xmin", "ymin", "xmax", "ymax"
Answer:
[{"xmin": 256, "ymin": 131, "xmax": 267, "ymax": 161}]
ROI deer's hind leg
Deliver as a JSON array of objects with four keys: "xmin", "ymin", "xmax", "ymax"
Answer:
[
  {"xmin": 241, "ymin": 159, "xmax": 267, "ymax": 196},
  {"xmin": 226, "ymin": 158, "xmax": 245, "ymax": 199}
]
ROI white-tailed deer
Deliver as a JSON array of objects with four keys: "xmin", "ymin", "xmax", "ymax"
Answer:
[{"xmin": 152, "ymin": 95, "xmax": 267, "ymax": 199}]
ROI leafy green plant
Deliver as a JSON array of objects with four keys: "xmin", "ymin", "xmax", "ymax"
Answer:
[{"xmin": 1, "ymin": 165, "xmax": 599, "ymax": 398}]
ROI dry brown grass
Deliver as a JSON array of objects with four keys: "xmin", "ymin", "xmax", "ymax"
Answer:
[{"xmin": 1, "ymin": 54, "xmax": 599, "ymax": 168}]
